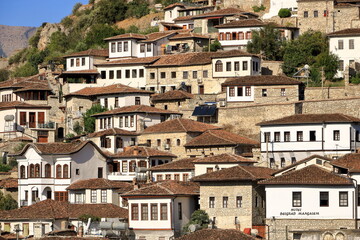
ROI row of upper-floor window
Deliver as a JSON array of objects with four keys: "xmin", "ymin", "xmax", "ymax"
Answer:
[
  {"xmin": 70, "ymin": 57, "xmax": 86, "ymax": 67},
  {"xmin": 100, "ymin": 136, "xmax": 136, "ymax": 149},
  {"xmin": 303, "ymin": 10, "xmax": 329, "ymax": 18},
  {"xmin": 337, "ymin": 39, "xmax": 355, "ymax": 50},
  {"xmin": 146, "ymin": 138, "xmax": 181, "ymax": 148},
  {"xmin": 269, "ymin": 157, "xmax": 297, "ymax": 168},
  {"xmin": 131, "ymin": 202, "xmax": 169, "ymax": 221},
  {"xmin": 155, "ymin": 173, "xmax": 189, "ymax": 182},
  {"xmin": 292, "ymin": 191, "xmax": 349, "ymax": 207},
  {"xmin": 100, "ymin": 69, "xmax": 145, "ymax": 79},
  {"xmin": 263, "ymin": 130, "xmax": 344, "ymax": 142},
  {"xmin": 99, "ymin": 115, "xmax": 137, "ymax": 129},
  {"xmin": 149, "ymin": 70, "xmax": 208, "ymax": 80},
  {"xmin": 338, "ymin": 59, "xmax": 356, "ymax": 71},
  {"xmin": 19, "ymin": 164, "xmax": 70, "ymax": 179},
  {"xmin": 109, "ymin": 160, "xmax": 148, "ymax": 173},
  {"xmin": 102, "ymin": 96, "xmax": 141, "ymax": 109},
  {"xmin": 215, "ymin": 60, "xmax": 258, "ymax": 72},
  {"xmin": 228, "ymin": 87, "xmax": 286, "ymax": 97},
  {"xmin": 209, "ymin": 195, "xmax": 263, "ymax": 208},
  {"xmin": 219, "ymin": 31, "xmax": 252, "ymax": 41},
  {"xmin": 110, "ymin": 41, "xmax": 130, "ymax": 53}
]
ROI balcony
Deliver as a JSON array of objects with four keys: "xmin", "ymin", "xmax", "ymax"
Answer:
[
  {"xmin": 108, "ymin": 172, "xmax": 136, "ymax": 181},
  {"xmin": 19, "ymin": 122, "xmax": 56, "ymax": 130}
]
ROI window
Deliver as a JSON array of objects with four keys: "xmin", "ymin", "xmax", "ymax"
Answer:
[
  {"xmin": 117, "ymin": 41, "xmax": 122, "ymax": 52},
  {"xmin": 63, "ymin": 164, "xmax": 69, "ymax": 178},
  {"xmin": 314, "ymin": 10, "xmax": 318, "ymax": 17},
  {"xmin": 207, "ymin": 168, "xmax": 213, "ymax": 173},
  {"xmin": 178, "ymin": 202, "xmax": 182, "ymax": 220},
  {"xmin": 274, "ymin": 132, "xmax": 280, "ymax": 142},
  {"xmin": 339, "ymin": 192, "xmax": 348, "ymax": 206},
  {"xmin": 156, "ymin": 175, "xmax": 163, "ymax": 181},
  {"xmin": 160, "ymin": 203, "xmax": 167, "ymax": 220},
  {"xmin": 270, "ymin": 158, "xmax": 275, "ymax": 168},
  {"xmin": 246, "ymin": 31, "xmax": 252, "ymax": 39},
  {"xmin": 236, "ymin": 196, "xmax": 242, "ymax": 208},
  {"xmin": 139, "ymin": 69, "xmax": 144, "ymax": 78},
  {"xmin": 238, "ymin": 32, "xmax": 244, "ymax": 40},
  {"xmin": 109, "ymin": 70, "xmax": 114, "ymax": 79},
  {"xmin": 70, "ymin": 59, "xmax": 74, "ymax": 67},
  {"xmin": 264, "ymin": 132, "xmax": 271, "ymax": 142},
  {"xmin": 91, "ymin": 190, "xmax": 97, "ymax": 203},
  {"xmin": 147, "ymin": 140, "xmax": 152, "ymax": 147},
  {"xmin": 262, "ymin": 89, "xmax": 267, "ymax": 97},
  {"xmin": 101, "ymin": 190, "xmax": 107, "ymax": 203},
  {"xmin": 150, "ymin": 72, "xmax": 155, "ymax": 79},
  {"xmin": 116, "ymin": 70, "xmax": 121, "ymax": 79},
  {"xmin": 215, "ymin": 60, "xmax": 223, "ymax": 72},
  {"xmin": 124, "ymin": 42, "xmax": 128, "ymax": 51},
  {"xmin": 176, "ymin": 139, "xmax": 181, "ymax": 146},
  {"xmin": 171, "ymin": 72, "xmax": 176, "ymax": 78},
  {"xmin": 129, "ymin": 161, "xmax": 136, "ymax": 172},
  {"xmin": 209, "ymin": 197, "xmax": 215, "ymax": 208},
  {"xmin": 29, "ymin": 164, "xmax": 35, "ymax": 178},
  {"xmin": 122, "ymin": 161, "xmax": 128, "ymax": 172},
  {"xmin": 229, "ymin": 87, "xmax": 235, "ymax": 97},
  {"xmin": 281, "ymin": 158, "xmax": 286, "ymax": 168},
  {"xmin": 293, "ymin": 192, "xmax": 301, "ymax": 207},
  {"xmin": 140, "ymin": 44, "xmax": 145, "ymax": 53},
  {"xmin": 141, "ymin": 204, "xmax": 149, "ymax": 220},
  {"xmin": 147, "ymin": 43, "xmax": 151, "ymax": 52},
  {"xmin": 338, "ymin": 40, "xmax": 344, "ymax": 50},
  {"xmin": 320, "ymin": 192, "xmax": 329, "ymax": 207},
  {"xmin": 304, "ymin": 11, "xmax": 308, "ymax": 18},
  {"xmin": 101, "ymin": 71, "xmax": 106, "ymax": 79},
  {"xmin": 245, "ymin": 86, "xmax": 251, "ymax": 96},
  {"xmin": 324, "ymin": 10, "xmax": 328, "ymax": 17},
  {"xmin": 35, "ymin": 164, "xmax": 40, "ymax": 178},
  {"xmin": 310, "ymin": 131, "xmax": 316, "ymax": 141},
  {"xmin": 75, "ymin": 193, "xmax": 83, "ymax": 204},
  {"xmin": 76, "ymin": 169, "xmax": 80, "ymax": 175},
  {"xmin": 56, "ymin": 165, "xmax": 62, "ymax": 178},
  {"xmin": 174, "ymin": 174, "xmax": 180, "ymax": 180},
  {"xmin": 203, "ymin": 70, "xmax": 208, "ymax": 78},
  {"xmin": 291, "ymin": 157, "xmax": 296, "ymax": 164},
  {"xmin": 20, "ymin": 165, "xmax": 26, "ymax": 178},
  {"xmin": 132, "ymin": 69, "xmax": 137, "ymax": 78},
  {"xmin": 226, "ymin": 62, "xmax": 231, "ymax": 71},
  {"xmin": 111, "ymin": 42, "xmax": 116, "ymax": 53},
  {"xmin": 55, "ymin": 192, "xmax": 68, "ymax": 202},
  {"xmin": 160, "ymin": 72, "xmax": 166, "ymax": 78},
  {"xmin": 151, "ymin": 204, "xmax": 158, "ymax": 220},
  {"xmin": 82, "ymin": 58, "xmax": 85, "ymax": 66},
  {"xmin": 297, "ymin": 131, "xmax": 303, "ymax": 141},
  {"xmin": 116, "ymin": 137, "xmax": 123, "ymax": 148},
  {"xmin": 193, "ymin": 71, "xmax": 197, "ymax": 79},
  {"xmin": 281, "ymin": 88, "xmax": 286, "ymax": 96},
  {"xmin": 234, "ymin": 61, "xmax": 240, "ymax": 71},
  {"xmin": 76, "ymin": 58, "xmax": 80, "ymax": 67},
  {"xmin": 104, "ymin": 98, "xmax": 108, "ymax": 109},
  {"xmin": 349, "ymin": 39, "xmax": 355, "ymax": 49},
  {"xmin": 333, "ymin": 130, "xmax": 340, "ymax": 141},
  {"xmin": 135, "ymin": 97, "xmax": 141, "ymax": 105},
  {"xmin": 223, "ymin": 196, "xmax": 228, "ymax": 208},
  {"xmin": 183, "ymin": 173, "xmax": 189, "ymax": 182},
  {"xmin": 157, "ymin": 139, "xmax": 161, "ymax": 147},
  {"xmin": 284, "ymin": 132, "xmax": 290, "ymax": 142},
  {"xmin": 165, "ymin": 174, "xmax": 171, "ymax": 180},
  {"xmin": 183, "ymin": 71, "xmax": 188, "ymax": 79},
  {"xmin": 125, "ymin": 116, "xmax": 129, "ymax": 127},
  {"xmin": 242, "ymin": 61, "xmax": 248, "ymax": 71},
  {"xmin": 132, "ymin": 204, "xmax": 139, "ymax": 220},
  {"xmin": 237, "ymin": 87, "xmax": 243, "ymax": 96}
]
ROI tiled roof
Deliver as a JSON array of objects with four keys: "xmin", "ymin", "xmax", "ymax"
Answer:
[
  {"xmin": 67, "ymin": 178, "xmax": 133, "ymax": 192},
  {"xmin": 151, "ymin": 90, "xmax": 194, "ymax": 101},
  {"xmin": 273, "ymin": 155, "xmax": 332, "ymax": 175},
  {"xmin": 92, "ymin": 105, "xmax": 179, "ymax": 116},
  {"xmin": 142, "ymin": 118, "xmax": 220, "ymax": 134},
  {"xmin": 177, "ymin": 228, "xmax": 258, "ymax": 240},
  {"xmin": 169, "ymin": 32, "xmax": 211, "ymax": 40},
  {"xmin": 9, "ymin": 136, "xmax": 33, "ymax": 142},
  {"xmin": 95, "ymin": 56, "xmax": 160, "ymax": 66},
  {"xmin": 222, "ymin": 75, "xmax": 302, "ymax": 87},
  {"xmin": 193, "ymin": 153, "xmax": 257, "ymax": 164},
  {"xmin": 149, "ymin": 157, "xmax": 196, "ymax": 171},
  {"xmin": 63, "ymin": 49, "xmax": 108, "ymax": 58},
  {"xmin": 108, "ymin": 146, "xmax": 176, "ymax": 158},
  {"xmin": 331, "ymin": 153, "xmax": 360, "ymax": 173},
  {"xmin": 58, "ymin": 70, "xmax": 99, "ymax": 76},
  {"xmin": 0, "ymin": 74, "xmax": 52, "ymax": 92},
  {"xmin": 192, "ymin": 165, "xmax": 274, "ymax": 182},
  {"xmin": 87, "ymin": 128, "xmax": 138, "ymax": 138},
  {"xmin": 328, "ymin": 28, "xmax": 360, "ymax": 37},
  {"xmin": 140, "ymin": 31, "xmax": 177, "ymax": 43},
  {"xmin": 104, "ymin": 33, "xmax": 147, "ymax": 41},
  {"xmin": 258, "ymin": 113, "xmax": 360, "ymax": 126},
  {"xmin": 259, "ymin": 165, "xmax": 353, "ymax": 185},
  {"xmin": 163, "ymin": 2, "xmax": 186, "ymax": 10},
  {"xmin": 0, "ymin": 178, "xmax": 18, "ymax": 189},
  {"xmin": 0, "ymin": 199, "xmax": 128, "ymax": 220},
  {"xmin": 38, "ymin": 237, "xmax": 107, "ymax": 240},
  {"xmin": 0, "ymin": 101, "xmax": 51, "ymax": 110},
  {"xmin": 192, "ymin": 8, "xmax": 258, "ymax": 19},
  {"xmin": 122, "ymin": 180, "xmax": 199, "ymax": 197},
  {"xmin": 215, "ymin": 19, "xmax": 266, "ymax": 28},
  {"xmin": 160, "ymin": 22, "xmax": 183, "ymax": 28},
  {"xmin": 184, "ymin": 129, "xmax": 259, "ymax": 147},
  {"xmin": 64, "ymin": 83, "xmax": 152, "ymax": 97},
  {"xmin": 173, "ymin": 15, "xmax": 195, "ymax": 21}
]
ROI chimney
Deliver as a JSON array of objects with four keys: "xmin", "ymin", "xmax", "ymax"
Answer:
[{"xmin": 132, "ymin": 178, "xmax": 139, "ymax": 190}]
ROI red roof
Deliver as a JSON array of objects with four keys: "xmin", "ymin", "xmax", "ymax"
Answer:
[
  {"xmin": 104, "ymin": 33, "xmax": 147, "ymax": 41},
  {"xmin": 108, "ymin": 146, "xmax": 176, "ymax": 158},
  {"xmin": 0, "ymin": 101, "xmax": 51, "ymax": 110},
  {"xmin": 222, "ymin": 75, "xmax": 301, "ymax": 87},
  {"xmin": 177, "ymin": 228, "xmax": 259, "ymax": 240},
  {"xmin": 191, "ymin": 8, "xmax": 258, "ymax": 19},
  {"xmin": 95, "ymin": 56, "xmax": 160, "ymax": 66},
  {"xmin": 328, "ymin": 28, "xmax": 360, "ymax": 37},
  {"xmin": 87, "ymin": 128, "xmax": 139, "ymax": 138},
  {"xmin": 67, "ymin": 178, "xmax": 133, "ymax": 192},
  {"xmin": 65, "ymin": 84, "xmax": 152, "ymax": 97},
  {"xmin": 151, "ymin": 90, "xmax": 194, "ymax": 101},
  {"xmin": 163, "ymin": 3, "xmax": 186, "ymax": 10},
  {"xmin": 63, "ymin": 49, "xmax": 108, "ymax": 58},
  {"xmin": 92, "ymin": 105, "xmax": 180, "ymax": 117},
  {"xmin": 193, "ymin": 153, "xmax": 257, "ymax": 164},
  {"xmin": 0, "ymin": 178, "xmax": 18, "ymax": 189},
  {"xmin": 331, "ymin": 153, "xmax": 360, "ymax": 173},
  {"xmin": 149, "ymin": 157, "xmax": 196, "ymax": 171}
]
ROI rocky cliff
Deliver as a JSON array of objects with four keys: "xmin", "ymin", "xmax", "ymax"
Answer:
[{"xmin": 0, "ymin": 25, "xmax": 37, "ymax": 57}]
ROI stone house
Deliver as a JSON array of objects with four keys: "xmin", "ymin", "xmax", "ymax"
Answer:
[
  {"xmin": 184, "ymin": 129, "xmax": 259, "ymax": 158},
  {"xmin": 328, "ymin": 28, "xmax": 360, "ymax": 78},
  {"xmin": 66, "ymin": 178, "xmax": 133, "ymax": 207},
  {"xmin": 122, "ymin": 180, "xmax": 199, "ymax": 240},
  {"xmin": 221, "ymin": 75, "xmax": 303, "ymax": 107},
  {"xmin": 191, "ymin": 165, "xmax": 274, "ymax": 238},
  {"xmin": 149, "ymin": 157, "xmax": 196, "ymax": 182},
  {"xmin": 258, "ymin": 113, "xmax": 360, "ymax": 168},
  {"xmin": 167, "ymin": 32, "xmax": 212, "ymax": 53},
  {"xmin": 0, "ymin": 178, "xmax": 18, "ymax": 202},
  {"xmin": 151, "ymin": 90, "xmax": 194, "ymax": 112},
  {"xmin": 260, "ymin": 165, "xmax": 356, "ymax": 240},
  {"xmin": 138, "ymin": 118, "xmax": 220, "ymax": 158}
]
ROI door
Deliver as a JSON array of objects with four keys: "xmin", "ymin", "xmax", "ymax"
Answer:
[
  {"xmin": 199, "ymin": 85, "xmax": 204, "ymax": 94},
  {"xmin": 20, "ymin": 112, "xmax": 26, "ymax": 126},
  {"xmin": 38, "ymin": 112, "xmax": 45, "ymax": 126},
  {"xmin": 38, "ymin": 136, "xmax": 48, "ymax": 143},
  {"xmin": 23, "ymin": 223, "xmax": 29, "ymax": 236},
  {"xmin": 29, "ymin": 112, "xmax": 36, "ymax": 128}
]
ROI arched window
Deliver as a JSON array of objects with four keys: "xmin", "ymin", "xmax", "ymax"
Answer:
[
  {"xmin": 177, "ymin": 139, "xmax": 181, "ymax": 146},
  {"xmin": 56, "ymin": 165, "xmax": 62, "ymax": 178},
  {"xmin": 35, "ymin": 164, "xmax": 40, "ymax": 178},
  {"xmin": 215, "ymin": 60, "xmax": 223, "ymax": 72},
  {"xmin": 29, "ymin": 164, "xmax": 35, "ymax": 178},
  {"xmin": 45, "ymin": 164, "xmax": 51, "ymax": 178},
  {"xmin": 63, "ymin": 164, "xmax": 69, "ymax": 179},
  {"xmin": 20, "ymin": 165, "xmax": 26, "ymax": 179}
]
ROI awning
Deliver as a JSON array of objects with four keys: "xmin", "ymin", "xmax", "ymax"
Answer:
[
  {"xmin": 206, "ymin": 16, "xmax": 222, "ymax": 19},
  {"xmin": 192, "ymin": 105, "xmax": 217, "ymax": 116}
]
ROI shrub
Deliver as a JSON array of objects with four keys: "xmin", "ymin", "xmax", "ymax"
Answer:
[
  {"xmin": 252, "ymin": 4, "xmax": 266, "ymax": 12},
  {"xmin": 278, "ymin": 8, "xmax": 292, "ymax": 18},
  {"xmin": 72, "ymin": 2, "xmax": 83, "ymax": 15}
]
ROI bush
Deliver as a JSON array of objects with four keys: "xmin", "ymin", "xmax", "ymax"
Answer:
[
  {"xmin": 252, "ymin": 4, "xmax": 266, "ymax": 12},
  {"xmin": 0, "ymin": 69, "xmax": 10, "ymax": 82},
  {"xmin": 351, "ymin": 73, "xmax": 360, "ymax": 84},
  {"xmin": 72, "ymin": 2, "xmax": 83, "ymax": 15},
  {"xmin": 79, "ymin": 214, "xmax": 100, "ymax": 222},
  {"xmin": 61, "ymin": 16, "xmax": 74, "ymax": 28},
  {"xmin": 203, "ymin": 40, "xmax": 222, "ymax": 52},
  {"xmin": 73, "ymin": 121, "xmax": 83, "ymax": 135},
  {"xmin": 278, "ymin": 8, "xmax": 292, "ymax": 18},
  {"xmin": 12, "ymin": 62, "xmax": 38, "ymax": 77}
]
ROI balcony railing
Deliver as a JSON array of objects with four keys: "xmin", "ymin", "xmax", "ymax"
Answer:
[
  {"xmin": 20, "ymin": 122, "xmax": 56, "ymax": 129},
  {"xmin": 20, "ymin": 200, "xmax": 28, "ymax": 207}
]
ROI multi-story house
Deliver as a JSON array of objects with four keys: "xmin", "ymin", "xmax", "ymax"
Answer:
[
  {"xmin": 258, "ymin": 113, "xmax": 360, "ymax": 168},
  {"xmin": 151, "ymin": 90, "xmax": 194, "ymax": 112},
  {"xmin": 149, "ymin": 157, "xmax": 196, "ymax": 182},
  {"xmin": 92, "ymin": 105, "xmax": 181, "ymax": 133},
  {"xmin": 192, "ymin": 165, "xmax": 274, "ymax": 238},
  {"xmin": 13, "ymin": 141, "xmax": 108, "ymax": 207},
  {"xmin": 167, "ymin": 32, "xmax": 212, "ymax": 53},
  {"xmin": 221, "ymin": 75, "xmax": 304, "ymax": 107},
  {"xmin": 139, "ymin": 118, "xmax": 220, "ymax": 158},
  {"xmin": 122, "ymin": 180, "xmax": 199, "ymax": 240},
  {"xmin": 328, "ymin": 28, "xmax": 360, "ymax": 78}
]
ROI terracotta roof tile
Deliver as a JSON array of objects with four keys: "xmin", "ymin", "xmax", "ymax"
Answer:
[
  {"xmin": 169, "ymin": 32, "xmax": 211, "ymax": 40},
  {"xmin": 0, "ymin": 178, "xmax": 18, "ymax": 189},
  {"xmin": 259, "ymin": 165, "xmax": 353, "ymax": 185},
  {"xmin": 160, "ymin": 22, "xmax": 183, "ymax": 28},
  {"xmin": 151, "ymin": 90, "xmax": 194, "ymax": 101},
  {"xmin": 192, "ymin": 165, "xmax": 274, "ymax": 182},
  {"xmin": 0, "ymin": 101, "xmax": 51, "ymax": 110},
  {"xmin": 222, "ymin": 75, "xmax": 302, "ymax": 87},
  {"xmin": 173, "ymin": 15, "xmax": 195, "ymax": 21},
  {"xmin": 87, "ymin": 128, "xmax": 139, "ymax": 138},
  {"xmin": 184, "ymin": 129, "xmax": 259, "ymax": 147},
  {"xmin": 273, "ymin": 155, "xmax": 332, "ymax": 175},
  {"xmin": 65, "ymin": 84, "xmax": 152, "ymax": 97},
  {"xmin": 215, "ymin": 19, "xmax": 266, "ymax": 28},
  {"xmin": 192, "ymin": 8, "xmax": 258, "ymax": 19},
  {"xmin": 67, "ymin": 178, "xmax": 133, "ymax": 192},
  {"xmin": 149, "ymin": 157, "xmax": 196, "ymax": 171},
  {"xmin": 163, "ymin": 3, "xmax": 186, "ymax": 10},
  {"xmin": 95, "ymin": 56, "xmax": 160, "ymax": 66},
  {"xmin": 140, "ymin": 31, "xmax": 177, "ymax": 43},
  {"xmin": 108, "ymin": 146, "xmax": 176, "ymax": 158},
  {"xmin": 63, "ymin": 49, "xmax": 108, "ymax": 58},
  {"xmin": 122, "ymin": 180, "xmax": 199, "ymax": 196},
  {"xmin": 92, "ymin": 105, "xmax": 179, "ymax": 116},
  {"xmin": 258, "ymin": 113, "xmax": 360, "ymax": 126},
  {"xmin": 142, "ymin": 118, "xmax": 220, "ymax": 134},
  {"xmin": 331, "ymin": 153, "xmax": 360, "ymax": 173},
  {"xmin": 104, "ymin": 33, "xmax": 147, "ymax": 41},
  {"xmin": 328, "ymin": 28, "xmax": 360, "ymax": 37},
  {"xmin": 9, "ymin": 136, "xmax": 33, "ymax": 142},
  {"xmin": 177, "ymin": 228, "xmax": 259, "ymax": 240},
  {"xmin": 59, "ymin": 70, "xmax": 99, "ymax": 76},
  {"xmin": 193, "ymin": 153, "xmax": 257, "ymax": 164},
  {"xmin": 0, "ymin": 74, "xmax": 52, "ymax": 92}
]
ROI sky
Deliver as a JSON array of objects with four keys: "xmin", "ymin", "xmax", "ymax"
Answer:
[{"xmin": 0, "ymin": 0, "xmax": 89, "ymax": 27}]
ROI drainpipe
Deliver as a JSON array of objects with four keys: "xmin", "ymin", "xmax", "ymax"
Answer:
[{"xmin": 350, "ymin": 177, "xmax": 358, "ymax": 229}]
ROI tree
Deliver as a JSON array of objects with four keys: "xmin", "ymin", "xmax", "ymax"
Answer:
[
  {"xmin": 247, "ymin": 24, "xmax": 284, "ymax": 61},
  {"xmin": 47, "ymin": 31, "xmax": 70, "ymax": 54},
  {"xmin": 203, "ymin": 40, "xmax": 222, "ymax": 52},
  {"xmin": 72, "ymin": 2, "xmax": 83, "ymax": 15},
  {"xmin": 84, "ymin": 24, "xmax": 123, "ymax": 48},
  {"xmin": 73, "ymin": 121, "xmax": 84, "ymax": 135},
  {"xmin": 126, "ymin": 0, "xmax": 150, "ymax": 18},
  {"xmin": 278, "ymin": 8, "xmax": 291, "ymax": 18},
  {"xmin": 0, "ymin": 69, "xmax": 10, "ymax": 82},
  {"xmin": 182, "ymin": 210, "xmax": 210, "ymax": 234},
  {"xmin": 313, "ymin": 52, "xmax": 339, "ymax": 80},
  {"xmin": 12, "ymin": 62, "xmax": 38, "ymax": 77},
  {"xmin": 94, "ymin": 0, "xmax": 128, "ymax": 24},
  {"xmin": 83, "ymin": 104, "xmax": 108, "ymax": 133},
  {"xmin": 0, "ymin": 192, "xmax": 18, "ymax": 210}
]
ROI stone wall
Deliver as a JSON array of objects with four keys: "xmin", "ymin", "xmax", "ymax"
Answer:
[{"xmin": 261, "ymin": 61, "xmax": 284, "ymax": 76}]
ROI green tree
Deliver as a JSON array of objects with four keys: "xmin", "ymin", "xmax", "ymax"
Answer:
[
  {"xmin": 126, "ymin": 0, "xmax": 150, "ymax": 18},
  {"xmin": 278, "ymin": 8, "xmax": 291, "ymax": 18},
  {"xmin": 0, "ymin": 69, "xmax": 10, "ymax": 82},
  {"xmin": 203, "ymin": 40, "xmax": 222, "ymax": 52},
  {"xmin": 0, "ymin": 192, "xmax": 18, "ymax": 210},
  {"xmin": 28, "ymin": 29, "xmax": 42, "ymax": 48},
  {"xmin": 12, "ymin": 62, "xmax": 38, "ymax": 77},
  {"xmin": 47, "ymin": 31, "xmax": 70, "ymax": 54},
  {"xmin": 73, "ymin": 121, "xmax": 84, "ymax": 135},
  {"xmin": 83, "ymin": 104, "xmax": 108, "ymax": 133},
  {"xmin": 313, "ymin": 52, "xmax": 339, "ymax": 80},
  {"xmin": 182, "ymin": 210, "xmax": 210, "ymax": 234},
  {"xmin": 72, "ymin": 2, "xmax": 83, "ymax": 15},
  {"xmin": 94, "ymin": 0, "xmax": 128, "ymax": 24},
  {"xmin": 84, "ymin": 24, "xmax": 123, "ymax": 48}
]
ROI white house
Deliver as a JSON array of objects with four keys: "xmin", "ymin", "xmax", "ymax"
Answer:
[
  {"xmin": 328, "ymin": 28, "xmax": 360, "ymax": 78},
  {"xmin": 122, "ymin": 180, "xmax": 199, "ymax": 240},
  {"xmin": 258, "ymin": 113, "xmax": 360, "ymax": 168},
  {"xmin": 13, "ymin": 141, "xmax": 108, "ymax": 207}
]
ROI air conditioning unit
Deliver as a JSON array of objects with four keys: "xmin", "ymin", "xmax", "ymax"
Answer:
[
  {"xmin": 197, "ymin": 79, "xmax": 203, "ymax": 84},
  {"xmin": 164, "ymin": 144, "xmax": 170, "ymax": 150}
]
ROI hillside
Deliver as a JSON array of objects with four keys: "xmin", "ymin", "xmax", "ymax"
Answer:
[{"xmin": 0, "ymin": 25, "xmax": 37, "ymax": 57}]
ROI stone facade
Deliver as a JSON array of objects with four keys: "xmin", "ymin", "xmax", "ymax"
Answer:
[
  {"xmin": 261, "ymin": 61, "xmax": 283, "ymax": 76},
  {"xmin": 65, "ymin": 96, "xmax": 93, "ymax": 135},
  {"xmin": 185, "ymin": 145, "xmax": 253, "ymax": 158}
]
